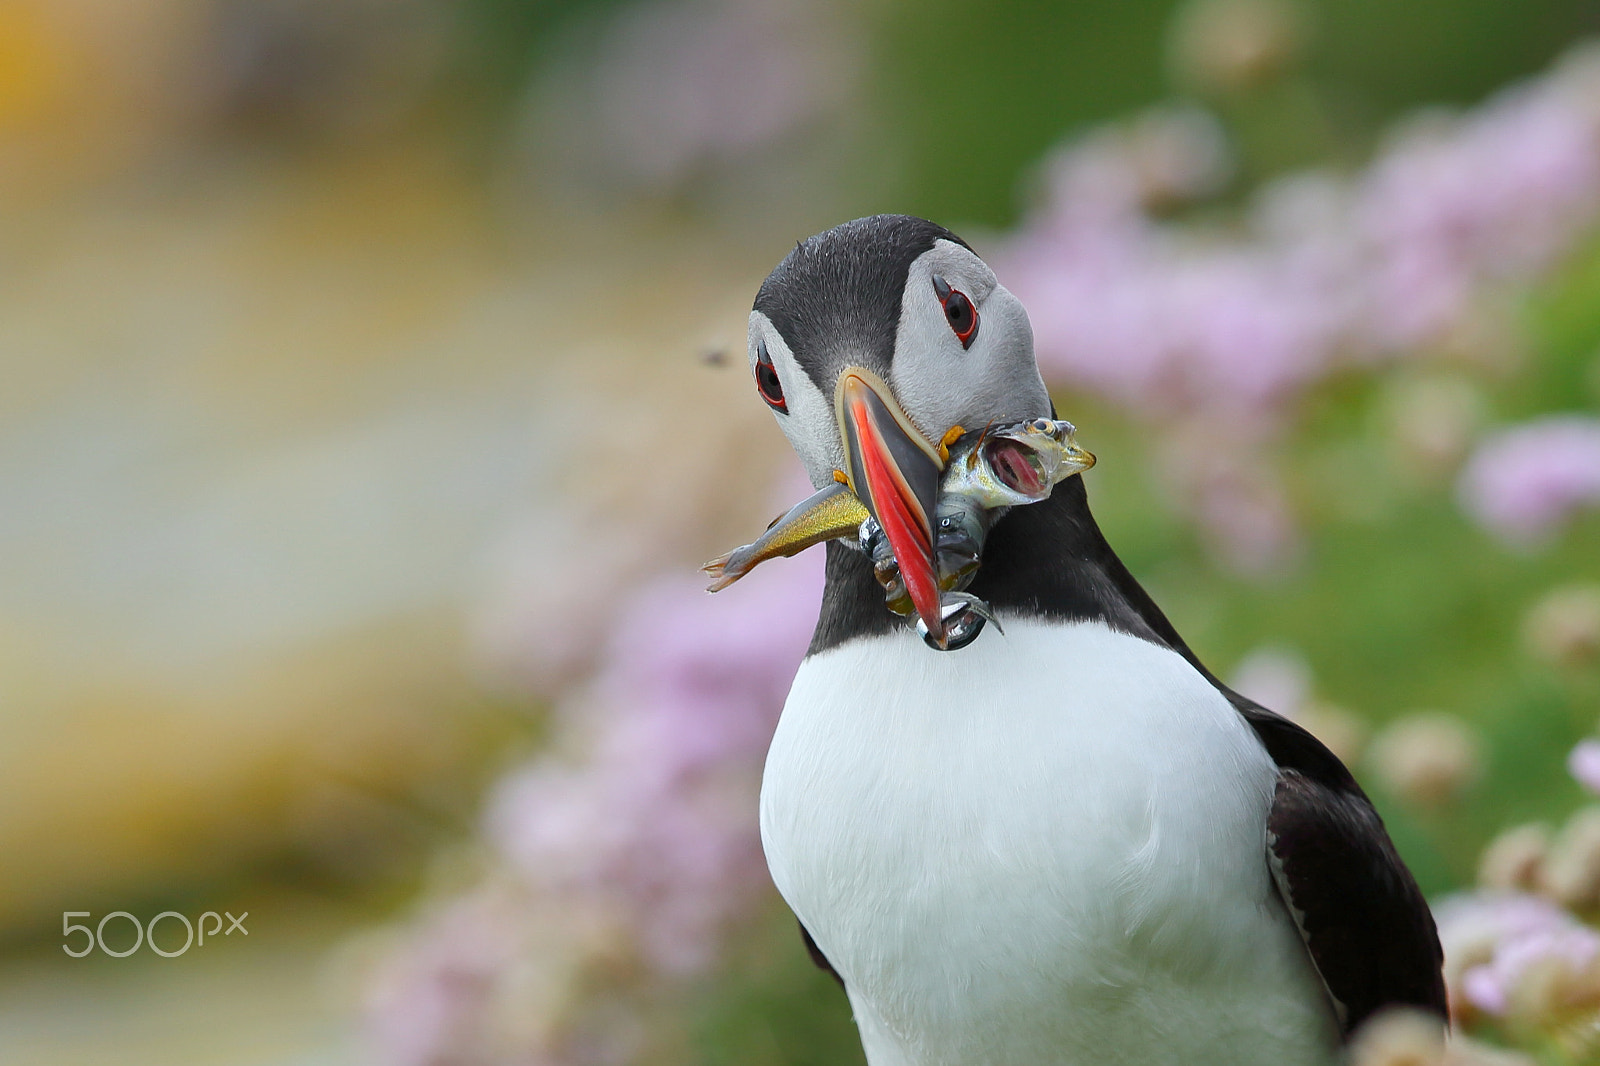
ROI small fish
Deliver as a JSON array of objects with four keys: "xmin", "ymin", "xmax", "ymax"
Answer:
[
  {"xmin": 860, "ymin": 419, "xmax": 1094, "ymax": 617},
  {"xmin": 940, "ymin": 418, "xmax": 1096, "ymax": 510},
  {"xmin": 704, "ymin": 419, "xmax": 1095, "ymax": 595},
  {"xmin": 916, "ymin": 590, "xmax": 1004, "ymax": 652},
  {"xmin": 703, "ymin": 479, "xmax": 869, "ymax": 592}
]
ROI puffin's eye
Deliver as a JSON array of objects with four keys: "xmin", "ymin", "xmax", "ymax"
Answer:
[
  {"xmin": 755, "ymin": 342, "xmax": 787, "ymax": 413},
  {"xmin": 931, "ymin": 274, "xmax": 979, "ymax": 349}
]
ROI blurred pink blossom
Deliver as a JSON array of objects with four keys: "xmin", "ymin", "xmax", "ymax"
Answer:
[
  {"xmin": 364, "ymin": 887, "xmax": 533, "ymax": 1066},
  {"xmin": 1229, "ymin": 645, "xmax": 1312, "ymax": 717},
  {"xmin": 1358, "ymin": 92, "xmax": 1600, "ymax": 349},
  {"xmin": 370, "ymin": 530, "xmax": 823, "ymax": 1060},
  {"xmin": 1000, "ymin": 58, "xmax": 1600, "ymax": 567},
  {"xmin": 1456, "ymin": 415, "xmax": 1600, "ymax": 546},
  {"xmin": 1570, "ymin": 739, "xmax": 1600, "ymax": 795},
  {"xmin": 485, "ymin": 556, "xmax": 819, "ymax": 976},
  {"xmin": 1433, "ymin": 891, "xmax": 1580, "ymax": 1015},
  {"xmin": 1006, "ymin": 73, "xmax": 1600, "ymax": 421},
  {"xmin": 1461, "ymin": 922, "xmax": 1600, "ymax": 1016}
]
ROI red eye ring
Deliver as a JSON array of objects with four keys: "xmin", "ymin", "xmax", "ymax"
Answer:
[
  {"xmin": 931, "ymin": 274, "xmax": 979, "ymax": 349},
  {"xmin": 755, "ymin": 343, "xmax": 787, "ymax": 412}
]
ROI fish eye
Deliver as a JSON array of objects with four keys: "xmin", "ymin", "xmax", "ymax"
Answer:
[
  {"xmin": 755, "ymin": 340, "xmax": 787, "ymax": 413},
  {"xmin": 931, "ymin": 274, "xmax": 979, "ymax": 349}
]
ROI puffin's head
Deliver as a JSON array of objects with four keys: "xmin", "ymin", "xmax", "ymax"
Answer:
[{"xmin": 747, "ymin": 214, "xmax": 1051, "ymax": 634}]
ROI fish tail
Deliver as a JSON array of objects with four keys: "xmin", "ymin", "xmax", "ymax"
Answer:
[{"xmin": 701, "ymin": 552, "xmax": 736, "ymax": 592}]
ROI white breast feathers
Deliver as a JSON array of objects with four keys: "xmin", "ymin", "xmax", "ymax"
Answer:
[{"xmin": 760, "ymin": 618, "xmax": 1340, "ymax": 1066}]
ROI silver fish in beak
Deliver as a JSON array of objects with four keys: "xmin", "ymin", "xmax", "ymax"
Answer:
[
  {"xmin": 704, "ymin": 416, "xmax": 1095, "ymax": 650},
  {"xmin": 941, "ymin": 418, "xmax": 1096, "ymax": 509}
]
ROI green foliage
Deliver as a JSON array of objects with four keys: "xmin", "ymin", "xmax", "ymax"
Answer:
[
  {"xmin": 686, "ymin": 907, "xmax": 866, "ymax": 1066},
  {"xmin": 869, "ymin": 0, "xmax": 1177, "ymax": 228}
]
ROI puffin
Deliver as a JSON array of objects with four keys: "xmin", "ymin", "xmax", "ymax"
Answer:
[{"xmin": 741, "ymin": 214, "xmax": 1446, "ymax": 1065}]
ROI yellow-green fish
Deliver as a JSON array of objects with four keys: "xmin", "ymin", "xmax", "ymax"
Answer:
[{"xmin": 703, "ymin": 480, "xmax": 869, "ymax": 592}]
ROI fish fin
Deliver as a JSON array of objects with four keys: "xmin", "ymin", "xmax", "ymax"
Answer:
[
  {"xmin": 945, "ymin": 591, "xmax": 1003, "ymax": 634},
  {"xmin": 702, "ymin": 552, "xmax": 740, "ymax": 592},
  {"xmin": 966, "ymin": 420, "xmax": 998, "ymax": 471}
]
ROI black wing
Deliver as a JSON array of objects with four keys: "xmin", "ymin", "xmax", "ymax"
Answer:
[{"xmin": 1235, "ymin": 698, "xmax": 1447, "ymax": 1034}]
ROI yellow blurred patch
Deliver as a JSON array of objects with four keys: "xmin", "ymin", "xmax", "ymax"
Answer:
[{"xmin": 0, "ymin": 2, "xmax": 70, "ymax": 127}]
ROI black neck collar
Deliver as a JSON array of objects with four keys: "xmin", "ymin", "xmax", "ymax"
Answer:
[{"xmin": 807, "ymin": 475, "xmax": 1204, "ymax": 666}]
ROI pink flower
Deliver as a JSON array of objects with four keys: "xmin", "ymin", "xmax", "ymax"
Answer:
[
  {"xmin": 1570, "ymin": 739, "xmax": 1600, "ymax": 795},
  {"xmin": 372, "ymin": 480, "xmax": 827, "ymax": 1057},
  {"xmin": 1433, "ymin": 891, "xmax": 1585, "ymax": 1017},
  {"xmin": 1456, "ymin": 416, "xmax": 1600, "ymax": 546},
  {"xmin": 364, "ymin": 889, "xmax": 528, "ymax": 1066},
  {"xmin": 1002, "ymin": 60, "xmax": 1600, "ymax": 435},
  {"xmin": 1229, "ymin": 646, "xmax": 1312, "ymax": 717},
  {"xmin": 1461, "ymin": 923, "xmax": 1600, "ymax": 1016},
  {"xmin": 1356, "ymin": 92, "xmax": 1600, "ymax": 349},
  {"xmin": 484, "ymin": 546, "xmax": 822, "ymax": 975}
]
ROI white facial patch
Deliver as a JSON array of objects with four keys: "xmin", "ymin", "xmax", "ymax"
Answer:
[
  {"xmin": 748, "ymin": 310, "xmax": 846, "ymax": 488},
  {"xmin": 889, "ymin": 239, "xmax": 1052, "ymax": 442}
]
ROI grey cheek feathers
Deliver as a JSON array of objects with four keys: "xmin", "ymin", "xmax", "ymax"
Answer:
[
  {"xmin": 749, "ymin": 310, "xmax": 846, "ymax": 489},
  {"xmin": 891, "ymin": 245, "xmax": 1052, "ymax": 438}
]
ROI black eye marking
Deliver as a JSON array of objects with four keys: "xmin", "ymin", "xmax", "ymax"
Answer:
[
  {"xmin": 931, "ymin": 274, "xmax": 978, "ymax": 349},
  {"xmin": 754, "ymin": 340, "xmax": 787, "ymax": 413}
]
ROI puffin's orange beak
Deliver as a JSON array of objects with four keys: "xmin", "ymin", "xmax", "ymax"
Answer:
[{"xmin": 835, "ymin": 368, "xmax": 945, "ymax": 640}]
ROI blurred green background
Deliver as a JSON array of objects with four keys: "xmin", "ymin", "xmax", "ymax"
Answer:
[{"xmin": 1, "ymin": 0, "xmax": 1597, "ymax": 1062}]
